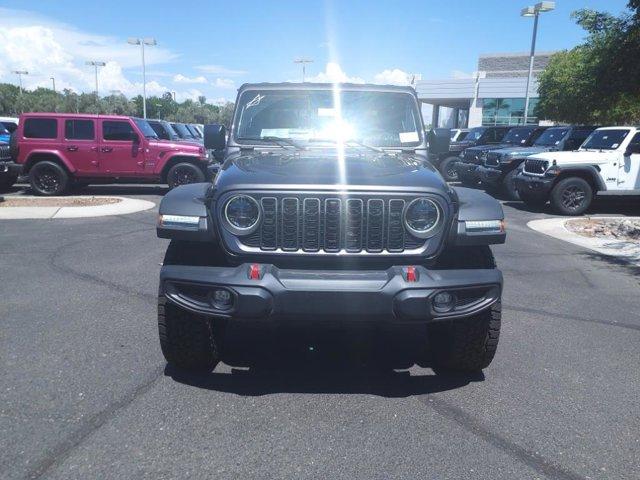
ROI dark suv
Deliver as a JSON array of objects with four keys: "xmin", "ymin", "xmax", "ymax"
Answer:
[
  {"xmin": 437, "ymin": 126, "xmax": 511, "ymax": 182},
  {"xmin": 156, "ymin": 82, "xmax": 506, "ymax": 373},
  {"xmin": 477, "ymin": 126, "xmax": 597, "ymax": 199},
  {"xmin": 455, "ymin": 126, "xmax": 547, "ymax": 186}
]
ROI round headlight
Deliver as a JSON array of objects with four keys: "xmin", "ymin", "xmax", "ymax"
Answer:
[
  {"xmin": 223, "ymin": 195, "xmax": 261, "ymax": 234},
  {"xmin": 404, "ymin": 198, "xmax": 440, "ymax": 238}
]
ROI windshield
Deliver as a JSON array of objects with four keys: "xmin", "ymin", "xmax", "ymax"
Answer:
[
  {"xmin": 502, "ymin": 128, "xmax": 534, "ymax": 145},
  {"xmin": 454, "ymin": 130, "xmax": 469, "ymax": 142},
  {"xmin": 534, "ymin": 127, "xmax": 569, "ymax": 146},
  {"xmin": 233, "ymin": 89, "xmax": 423, "ymax": 148},
  {"xmin": 185, "ymin": 124, "xmax": 202, "ymax": 138},
  {"xmin": 133, "ymin": 119, "xmax": 158, "ymax": 139},
  {"xmin": 464, "ymin": 128, "xmax": 486, "ymax": 141},
  {"xmin": 172, "ymin": 123, "xmax": 195, "ymax": 139},
  {"xmin": 0, "ymin": 121, "xmax": 17, "ymax": 133},
  {"xmin": 581, "ymin": 129, "xmax": 630, "ymax": 150}
]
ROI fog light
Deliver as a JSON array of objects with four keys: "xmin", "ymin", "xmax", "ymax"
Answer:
[
  {"xmin": 433, "ymin": 291, "xmax": 456, "ymax": 313},
  {"xmin": 211, "ymin": 288, "xmax": 233, "ymax": 310}
]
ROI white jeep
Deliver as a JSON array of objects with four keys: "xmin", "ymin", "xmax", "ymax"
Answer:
[{"xmin": 514, "ymin": 126, "xmax": 640, "ymax": 215}]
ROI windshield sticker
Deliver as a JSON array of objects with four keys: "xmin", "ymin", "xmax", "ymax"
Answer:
[
  {"xmin": 246, "ymin": 94, "xmax": 265, "ymax": 109},
  {"xmin": 611, "ymin": 143, "xmax": 619, "ymax": 149},
  {"xmin": 399, "ymin": 131, "xmax": 419, "ymax": 143},
  {"xmin": 318, "ymin": 108, "xmax": 336, "ymax": 117}
]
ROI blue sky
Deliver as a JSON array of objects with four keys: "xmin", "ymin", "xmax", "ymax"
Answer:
[{"xmin": 0, "ymin": 0, "xmax": 631, "ymax": 103}]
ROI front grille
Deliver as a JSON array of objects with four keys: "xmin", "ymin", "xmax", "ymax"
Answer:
[
  {"xmin": 236, "ymin": 194, "xmax": 431, "ymax": 253},
  {"xmin": 0, "ymin": 145, "xmax": 10, "ymax": 161},
  {"xmin": 523, "ymin": 158, "xmax": 549, "ymax": 175},
  {"xmin": 484, "ymin": 152, "xmax": 500, "ymax": 167},
  {"xmin": 463, "ymin": 150, "xmax": 482, "ymax": 164}
]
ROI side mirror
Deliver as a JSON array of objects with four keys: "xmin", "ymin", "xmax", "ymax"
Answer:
[
  {"xmin": 624, "ymin": 144, "xmax": 640, "ymax": 156},
  {"xmin": 204, "ymin": 124, "xmax": 227, "ymax": 150}
]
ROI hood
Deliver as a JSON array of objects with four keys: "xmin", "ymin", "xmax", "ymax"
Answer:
[
  {"xmin": 149, "ymin": 139, "xmax": 202, "ymax": 153},
  {"xmin": 488, "ymin": 145, "xmax": 551, "ymax": 159},
  {"xmin": 465, "ymin": 142, "xmax": 517, "ymax": 154},
  {"xmin": 527, "ymin": 149, "xmax": 617, "ymax": 166},
  {"xmin": 214, "ymin": 149, "xmax": 448, "ymax": 192}
]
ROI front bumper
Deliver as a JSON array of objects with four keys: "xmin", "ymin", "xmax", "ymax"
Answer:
[
  {"xmin": 455, "ymin": 161, "xmax": 480, "ymax": 181},
  {"xmin": 514, "ymin": 172, "xmax": 554, "ymax": 198},
  {"xmin": 0, "ymin": 161, "xmax": 21, "ymax": 177},
  {"xmin": 477, "ymin": 166, "xmax": 503, "ymax": 185},
  {"xmin": 160, "ymin": 263, "xmax": 502, "ymax": 324}
]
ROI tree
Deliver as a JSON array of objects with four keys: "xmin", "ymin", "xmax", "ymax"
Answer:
[{"xmin": 536, "ymin": 1, "xmax": 640, "ymax": 124}]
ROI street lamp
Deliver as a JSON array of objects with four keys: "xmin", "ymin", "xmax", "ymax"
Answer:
[
  {"xmin": 128, "ymin": 37, "xmax": 157, "ymax": 118},
  {"xmin": 521, "ymin": 1, "xmax": 555, "ymax": 124},
  {"xmin": 11, "ymin": 70, "xmax": 28, "ymax": 94},
  {"xmin": 50, "ymin": 77, "xmax": 56, "ymax": 92},
  {"xmin": 294, "ymin": 58, "xmax": 313, "ymax": 82},
  {"xmin": 85, "ymin": 61, "xmax": 106, "ymax": 96}
]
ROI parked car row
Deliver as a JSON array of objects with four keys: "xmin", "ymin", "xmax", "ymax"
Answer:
[
  {"xmin": 434, "ymin": 124, "xmax": 640, "ymax": 215},
  {"xmin": 0, "ymin": 113, "xmax": 212, "ymax": 195}
]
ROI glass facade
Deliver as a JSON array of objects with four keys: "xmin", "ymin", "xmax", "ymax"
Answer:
[{"xmin": 482, "ymin": 98, "xmax": 538, "ymax": 126}]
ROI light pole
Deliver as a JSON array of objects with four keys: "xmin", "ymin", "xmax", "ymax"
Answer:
[
  {"xmin": 11, "ymin": 70, "xmax": 28, "ymax": 94},
  {"xmin": 521, "ymin": 1, "xmax": 555, "ymax": 124},
  {"xmin": 294, "ymin": 58, "xmax": 313, "ymax": 82},
  {"xmin": 50, "ymin": 77, "xmax": 56, "ymax": 92},
  {"xmin": 85, "ymin": 61, "xmax": 106, "ymax": 96},
  {"xmin": 128, "ymin": 37, "xmax": 157, "ymax": 118}
]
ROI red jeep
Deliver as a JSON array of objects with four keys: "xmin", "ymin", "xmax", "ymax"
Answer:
[{"xmin": 10, "ymin": 113, "xmax": 210, "ymax": 195}]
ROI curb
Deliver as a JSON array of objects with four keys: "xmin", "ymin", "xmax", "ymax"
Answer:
[
  {"xmin": 527, "ymin": 216, "xmax": 640, "ymax": 266},
  {"xmin": 0, "ymin": 196, "xmax": 156, "ymax": 220}
]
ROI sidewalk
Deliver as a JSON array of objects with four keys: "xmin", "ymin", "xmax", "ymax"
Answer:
[
  {"xmin": 0, "ymin": 196, "xmax": 156, "ymax": 219},
  {"xmin": 528, "ymin": 216, "xmax": 640, "ymax": 266}
]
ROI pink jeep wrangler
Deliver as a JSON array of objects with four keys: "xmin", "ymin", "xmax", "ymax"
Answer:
[{"xmin": 10, "ymin": 113, "xmax": 210, "ymax": 195}]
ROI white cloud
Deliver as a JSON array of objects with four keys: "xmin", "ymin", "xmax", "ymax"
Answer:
[
  {"xmin": 306, "ymin": 62, "xmax": 365, "ymax": 84},
  {"xmin": 451, "ymin": 70, "xmax": 474, "ymax": 79},
  {"xmin": 213, "ymin": 78, "xmax": 235, "ymax": 89},
  {"xmin": 196, "ymin": 64, "xmax": 247, "ymax": 76},
  {"xmin": 0, "ymin": 7, "xmax": 178, "ymax": 96},
  {"xmin": 173, "ymin": 74, "xmax": 207, "ymax": 84},
  {"xmin": 373, "ymin": 68, "xmax": 413, "ymax": 86}
]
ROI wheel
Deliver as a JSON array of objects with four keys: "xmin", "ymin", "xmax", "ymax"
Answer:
[
  {"xmin": 158, "ymin": 296, "xmax": 220, "ymax": 372},
  {"xmin": 501, "ymin": 169, "xmax": 520, "ymax": 201},
  {"xmin": 519, "ymin": 191, "xmax": 547, "ymax": 208},
  {"xmin": 428, "ymin": 301, "xmax": 501, "ymax": 372},
  {"xmin": 29, "ymin": 161, "xmax": 69, "ymax": 196},
  {"xmin": 166, "ymin": 162, "xmax": 205, "ymax": 189},
  {"xmin": 438, "ymin": 156, "xmax": 460, "ymax": 182},
  {"xmin": 0, "ymin": 174, "xmax": 18, "ymax": 192},
  {"xmin": 550, "ymin": 177, "xmax": 593, "ymax": 216}
]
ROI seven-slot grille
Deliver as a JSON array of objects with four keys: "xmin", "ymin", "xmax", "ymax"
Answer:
[
  {"xmin": 236, "ymin": 194, "xmax": 430, "ymax": 253},
  {"xmin": 0, "ymin": 144, "xmax": 10, "ymax": 161},
  {"xmin": 463, "ymin": 150, "xmax": 482, "ymax": 163},
  {"xmin": 523, "ymin": 158, "xmax": 549, "ymax": 175},
  {"xmin": 484, "ymin": 152, "xmax": 501, "ymax": 167}
]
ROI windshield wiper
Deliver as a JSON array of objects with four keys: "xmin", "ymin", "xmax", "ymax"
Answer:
[
  {"xmin": 308, "ymin": 138, "xmax": 384, "ymax": 153},
  {"xmin": 259, "ymin": 136, "xmax": 306, "ymax": 150}
]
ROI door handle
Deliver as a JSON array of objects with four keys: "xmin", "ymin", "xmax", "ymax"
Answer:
[
  {"xmin": 90, "ymin": 146, "xmax": 98, "ymax": 152},
  {"xmin": 66, "ymin": 145, "xmax": 78, "ymax": 152},
  {"xmin": 137, "ymin": 161, "xmax": 144, "ymax": 167},
  {"xmin": 101, "ymin": 147, "xmax": 113, "ymax": 153},
  {"xmin": 91, "ymin": 161, "xmax": 99, "ymax": 166}
]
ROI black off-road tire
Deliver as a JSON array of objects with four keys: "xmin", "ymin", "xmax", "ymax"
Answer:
[
  {"xmin": 429, "ymin": 301, "xmax": 502, "ymax": 373},
  {"xmin": 158, "ymin": 296, "xmax": 220, "ymax": 372},
  {"xmin": 29, "ymin": 161, "xmax": 70, "ymax": 196},
  {"xmin": 438, "ymin": 156, "xmax": 460, "ymax": 182},
  {"xmin": 0, "ymin": 174, "xmax": 18, "ymax": 192},
  {"xmin": 502, "ymin": 169, "xmax": 521, "ymax": 201},
  {"xmin": 550, "ymin": 177, "xmax": 593, "ymax": 216},
  {"xmin": 166, "ymin": 162, "xmax": 205, "ymax": 189}
]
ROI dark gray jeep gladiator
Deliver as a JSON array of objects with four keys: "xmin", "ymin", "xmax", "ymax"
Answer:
[{"xmin": 156, "ymin": 82, "xmax": 506, "ymax": 373}]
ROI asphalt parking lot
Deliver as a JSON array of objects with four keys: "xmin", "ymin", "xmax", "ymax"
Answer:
[{"xmin": 1, "ymin": 184, "xmax": 640, "ymax": 480}]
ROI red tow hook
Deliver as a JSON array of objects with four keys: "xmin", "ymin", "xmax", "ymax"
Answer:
[
  {"xmin": 248, "ymin": 263, "xmax": 262, "ymax": 280},
  {"xmin": 404, "ymin": 266, "xmax": 418, "ymax": 282}
]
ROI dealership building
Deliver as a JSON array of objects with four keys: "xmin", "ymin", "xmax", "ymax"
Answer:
[{"xmin": 416, "ymin": 51, "xmax": 556, "ymax": 128}]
